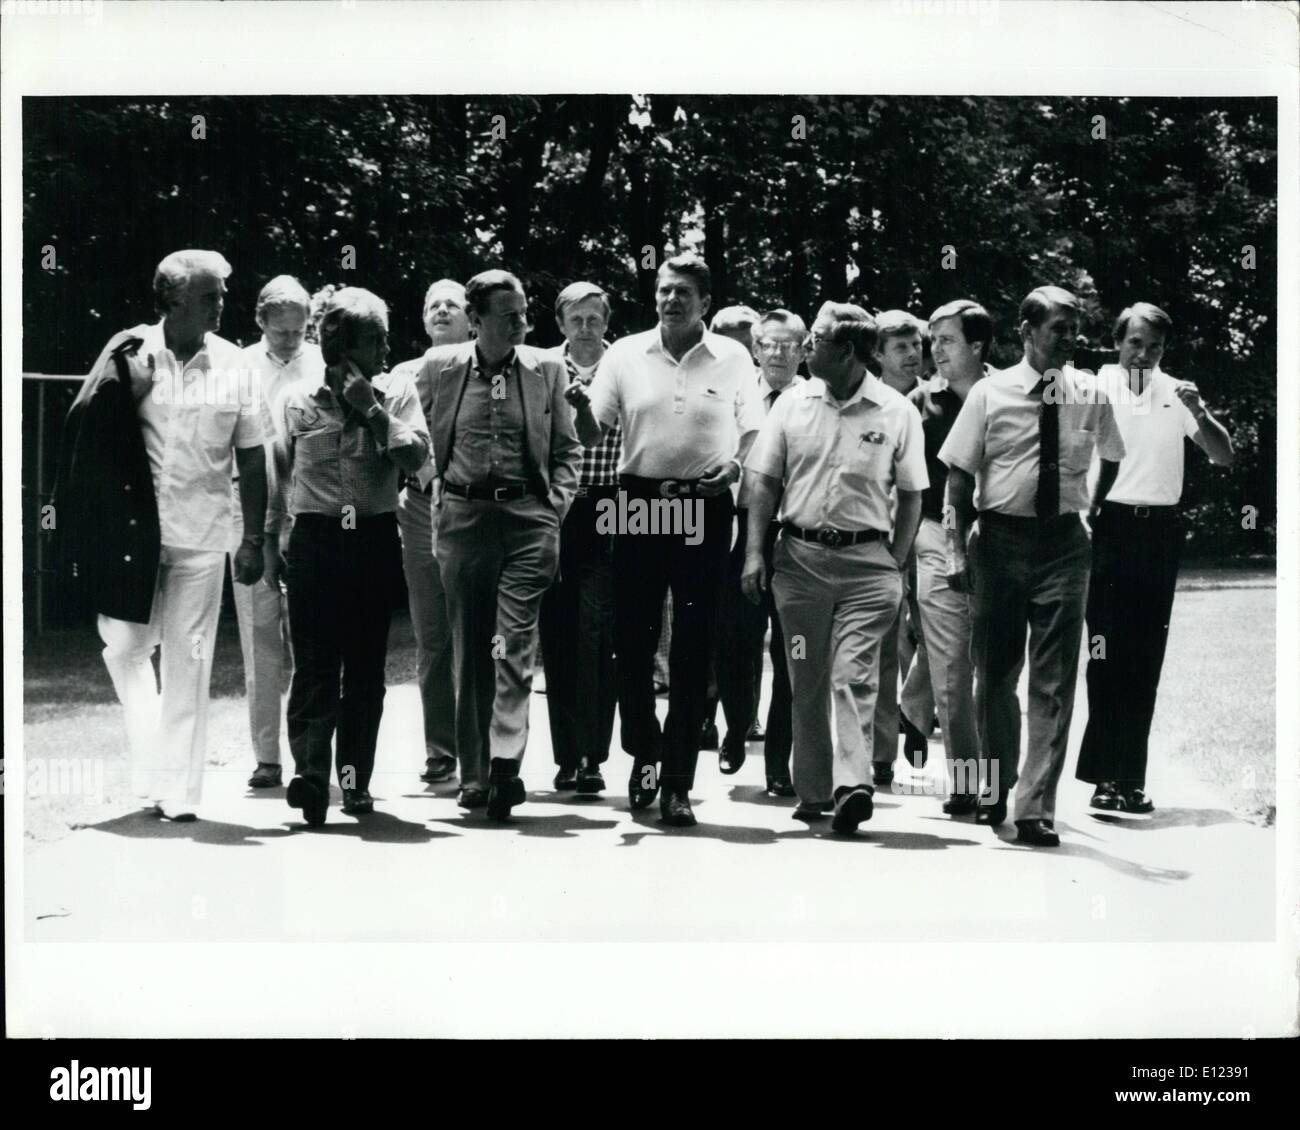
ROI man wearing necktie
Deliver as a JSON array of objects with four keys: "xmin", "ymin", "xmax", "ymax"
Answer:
[
  {"xmin": 939, "ymin": 286, "xmax": 1126, "ymax": 847},
  {"xmin": 424, "ymin": 270, "xmax": 581, "ymax": 821}
]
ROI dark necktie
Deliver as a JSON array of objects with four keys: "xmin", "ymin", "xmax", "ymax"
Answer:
[{"xmin": 1034, "ymin": 377, "xmax": 1059, "ymax": 519}]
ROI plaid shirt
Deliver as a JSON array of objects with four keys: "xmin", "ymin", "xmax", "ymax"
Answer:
[{"xmin": 561, "ymin": 342, "xmax": 622, "ymax": 489}]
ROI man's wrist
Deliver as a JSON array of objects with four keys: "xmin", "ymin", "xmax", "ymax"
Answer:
[{"xmin": 242, "ymin": 531, "xmax": 265, "ymax": 547}]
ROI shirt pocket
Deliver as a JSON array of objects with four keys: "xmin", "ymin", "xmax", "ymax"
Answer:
[
  {"xmin": 198, "ymin": 404, "xmax": 240, "ymax": 452},
  {"xmin": 847, "ymin": 432, "xmax": 895, "ymax": 481},
  {"xmin": 1060, "ymin": 427, "xmax": 1096, "ymax": 473}
]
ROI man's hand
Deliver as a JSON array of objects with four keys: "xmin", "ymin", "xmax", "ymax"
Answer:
[
  {"xmin": 563, "ymin": 382, "xmax": 591, "ymax": 410},
  {"xmin": 946, "ymin": 549, "xmax": 974, "ymax": 594},
  {"xmin": 232, "ymin": 538, "xmax": 265, "ymax": 585},
  {"xmin": 698, "ymin": 461, "xmax": 738, "ymax": 497},
  {"xmin": 740, "ymin": 554, "xmax": 767, "ymax": 605},
  {"xmin": 341, "ymin": 366, "xmax": 379, "ymax": 414},
  {"xmin": 262, "ymin": 539, "xmax": 287, "ymax": 590},
  {"xmin": 1173, "ymin": 379, "xmax": 1207, "ymax": 420}
]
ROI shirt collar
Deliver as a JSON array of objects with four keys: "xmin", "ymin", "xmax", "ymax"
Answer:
[
  {"xmin": 757, "ymin": 372, "xmax": 801, "ymax": 400},
  {"xmin": 562, "ymin": 339, "xmax": 610, "ymax": 379},
  {"xmin": 260, "ymin": 338, "xmax": 304, "ymax": 368},
  {"xmin": 648, "ymin": 325, "xmax": 715, "ymax": 360},
  {"xmin": 808, "ymin": 371, "xmax": 882, "ymax": 409},
  {"xmin": 143, "ymin": 320, "xmax": 211, "ymax": 370},
  {"xmin": 473, "ymin": 346, "xmax": 517, "ymax": 377}
]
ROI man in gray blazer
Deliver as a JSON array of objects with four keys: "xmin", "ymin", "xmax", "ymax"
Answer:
[{"xmin": 420, "ymin": 269, "xmax": 581, "ymax": 820}]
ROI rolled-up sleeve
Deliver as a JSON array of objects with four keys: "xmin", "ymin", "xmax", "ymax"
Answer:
[
  {"xmin": 1095, "ymin": 400, "xmax": 1126, "ymax": 463},
  {"xmin": 587, "ymin": 351, "xmax": 621, "ymax": 429},
  {"xmin": 377, "ymin": 372, "xmax": 431, "ymax": 466},
  {"xmin": 234, "ymin": 368, "xmax": 267, "ymax": 449}
]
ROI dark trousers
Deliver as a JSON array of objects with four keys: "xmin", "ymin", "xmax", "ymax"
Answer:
[
  {"xmin": 613, "ymin": 483, "xmax": 733, "ymax": 794},
  {"xmin": 971, "ymin": 511, "xmax": 1091, "ymax": 823},
  {"xmin": 538, "ymin": 492, "xmax": 618, "ymax": 769},
  {"xmin": 285, "ymin": 513, "xmax": 400, "ymax": 792},
  {"xmin": 712, "ymin": 511, "xmax": 792, "ymax": 776},
  {"xmin": 1076, "ymin": 504, "xmax": 1182, "ymax": 787}
]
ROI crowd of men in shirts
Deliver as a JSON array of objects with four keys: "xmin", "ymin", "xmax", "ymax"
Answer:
[{"xmin": 54, "ymin": 248, "xmax": 1233, "ymax": 847}]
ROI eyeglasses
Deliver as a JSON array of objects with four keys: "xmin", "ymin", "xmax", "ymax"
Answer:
[
  {"xmin": 756, "ymin": 340, "xmax": 802, "ymax": 355},
  {"xmin": 804, "ymin": 331, "xmax": 831, "ymax": 351}
]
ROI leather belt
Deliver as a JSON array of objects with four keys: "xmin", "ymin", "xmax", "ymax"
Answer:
[
  {"xmin": 442, "ymin": 480, "xmax": 535, "ymax": 502},
  {"xmin": 1103, "ymin": 501, "xmax": 1177, "ymax": 519},
  {"xmin": 620, "ymin": 474, "xmax": 705, "ymax": 498},
  {"xmin": 781, "ymin": 522, "xmax": 883, "ymax": 548},
  {"xmin": 575, "ymin": 484, "xmax": 621, "ymax": 499}
]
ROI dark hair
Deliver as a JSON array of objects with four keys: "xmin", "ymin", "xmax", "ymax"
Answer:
[
  {"xmin": 817, "ymin": 301, "xmax": 878, "ymax": 364},
  {"xmin": 874, "ymin": 309, "xmax": 924, "ymax": 347},
  {"xmin": 929, "ymin": 298, "xmax": 994, "ymax": 361},
  {"xmin": 317, "ymin": 287, "xmax": 389, "ymax": 365},
  {"xmin": 1112, "ymin": 302, "xmax": 1173, "ymax": 345},
  {"xmin": 1019, "ymin": 285, "xmax": 1079, "ymax": 328},
  {"xmin": 465, "ymin": 269, "xmax": 526, "ymax": 316},
  {"xmin": 657, "ymin": 253, "xmax": 711, "ymax": 298}
]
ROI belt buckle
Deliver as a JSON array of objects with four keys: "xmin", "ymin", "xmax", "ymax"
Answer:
[
  {"xmin": 493, "ymin": 486, "xmax": 511, "ymax": 502},
  {"xmin": 660, "ymin": 479, "xmax": 682, "ymax": 499},
  {"xmin": 1134, "ymin": 505, "xmax": 1150, "ymax": 518},
  {"xmin": 817, "ymin": 527, "xmax": 844, "ymax": 548}
]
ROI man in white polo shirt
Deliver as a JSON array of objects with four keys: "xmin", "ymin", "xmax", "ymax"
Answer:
[
  {"xmin": 741, "ymin": 302, "xmax": 927, "ymax": 834},
  {"xmin": 1076, "ymin": 302, "xmax": 1233, "ymax": 813},
  {"xmin": 941, "ymin": 286, "xmax": 1126, "ymax": 847},
  {"xmin": 578, "ymin": 253, "xmax": 762, "ymax": 827},
  {"xmin": 237, "ymin": 275, "xmax": 324, "ymax": 789}
]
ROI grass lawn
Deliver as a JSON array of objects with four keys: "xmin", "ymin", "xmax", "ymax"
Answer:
[{"xmin": 20, "ymin": 568, "xmax": 1277, "ymax": 843}]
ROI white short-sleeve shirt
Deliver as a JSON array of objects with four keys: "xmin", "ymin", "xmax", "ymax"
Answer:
[
  {"xmin": 938, "ymin": 358, "xmax": 1126, "ymax": 517},
  {"xmin": 745, "ymin": 373, "xmax": 928, "ymax": 532},
  {"xmin": 587, "ymin": 326, "xmax": 763, "ymax": 479},
  {"xmin": 1089, "ymin": 365, "xmax": 1199, "ymax": 506},
  {"xmin": 131, "ymin": 321, "xmax": 265, "ymax": 551}
]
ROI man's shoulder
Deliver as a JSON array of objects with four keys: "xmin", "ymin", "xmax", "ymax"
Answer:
[
  {"xmin": 604, "ymin": 329, "xmax": 657, "ymax": 359},
  {"xmin": 517, "ymin": 343, "xmax": 565, "ymax": 374},
  {"xmin": 702, "ymin": 331, "xmax": 755, "ymax": 367},
  {"xmin": 420, "ymin": 342, "xmax": 474, "ymax": 377},
  {"xmin": 205, "ymin": 332, "xmax": 246, "ymax": 366}
]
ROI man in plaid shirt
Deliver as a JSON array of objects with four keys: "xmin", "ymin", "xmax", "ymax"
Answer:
[{"xmin": 537, "ymin": 281, "xmax": 621, "ymax": 794}]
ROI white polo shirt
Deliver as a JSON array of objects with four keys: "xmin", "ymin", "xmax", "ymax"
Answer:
[
  {"xmin": 587, "ymin": 326, "xmax": 763, "ymax": 479},
  {"xmin": 1089, "ymin": 364, "xmax": 1199, "ymax": 506},
  {"xmin": 939, "ymin": 358, "xmax": 1126, "ymax": 517},
  {"xmin": 746, "ymin": 373, "xmax": 928, "ymax": 532},
  {"xmin": 130, "ymin": 321, "xmax": 265, "ymax": 551}
]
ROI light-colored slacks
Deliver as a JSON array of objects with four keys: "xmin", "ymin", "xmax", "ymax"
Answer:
[
  {"xmin": 772, "ymin": 535, "xmax": 903, "ymax": 806},
  {"xmin": 230, "ymin": 479, "xmax": 289, "ymax": 765},
  {"xmin": 397, "ymin": 485, "xmax": 456, "ymax": 763},
  {"xmin": 906, "ymin": 518, "xmax": 980, "ymax": 787},
  {"xmin": 98, "ymin": 544, "xmax": 227, "ymax": 807}
]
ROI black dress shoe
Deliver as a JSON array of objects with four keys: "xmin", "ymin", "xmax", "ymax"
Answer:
[
  {"xmin": 1121, "ymin": 787, "xmax": 1154, "ymax": 814},
  {"xmin": 341, "ymin": 788, "xmax": 374, "ymax": 816},
  {"xmin": 1090, "ymin": 781, "xmax": 1123, "ymax": 811},
  {"xmin": 457, "ymin": 785, "xmax": 489, "ymax": 809},
  {"xmin": 901, "ymin": 716, "xmax": 929, "ymax": 768},
  {"xmin": 699, "ymin": 722, "xmax": 720, "ymax": 751},
  {"xmin": 831, "ymin": 786, "xmax": 874, "ymax": 834},
  {"xmin": 746, "ymin": 719, "xmax": 765, "ymax": 742},
  {"xmin": 659, "ymin": 791, "xmax": 697, "ymax": 828},
  {"xmin": 718, "ymin": 739, "xmax": 746, "ymax": 776},
  {"xmin": 553, "ymin": 766, "xmax": 579, "ymax": 791},
  {"xmin": 628, "ymin": 758, "xmax": 659, "ymax": 810},
  {"xmin": 942, "ymin": 792, "xmax": 979, "ymax": 816},
  {"xmin": 287, "ymin": 776, "xmax": 328, "ymax": 828},
  {"xmin": 420, "ymin": 754, "xmax": 457, "ymax": 784},
  {"xmin": 1015, "ymin": 818, "xmax": 1060, "ymax": 847},
  {"xmin": 792, "ymin": 800, "xmax": 833, "ymax": 822},
  {"xmin": 765, "ymin": 775, "xmax": 796, "ymax": 798},
  {"xmin": 975, "ymin": 796, "xmax": 1008, "ymax": 827},
  {"xmin": 872, "ymin": 762, "xmax": 895, "ymax": 787},
  {"xmin": 486, "ymin": 777, "xmax": 526, "ymax": 821},
  {"xmin": 575, "ymin": 763, "xmax": 605, "ymax": 795},
  {"xmin": 248, "ymin": 763, "xmax": 282, "ymax": 789}
]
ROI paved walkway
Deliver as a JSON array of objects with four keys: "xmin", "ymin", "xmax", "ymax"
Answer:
[{"xmin": 22, "ymin": 680, "xmax": 1274, "ymax": 944}]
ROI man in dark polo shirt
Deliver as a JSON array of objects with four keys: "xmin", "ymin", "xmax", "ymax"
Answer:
[{"xmin": 904, "ymin": 299, "xmax": 992, "ymax": 815}]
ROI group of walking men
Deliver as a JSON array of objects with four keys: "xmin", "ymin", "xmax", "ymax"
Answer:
[{"xmin": 56, "ymin": 247, "xmax": 1233, "ymax": 845}]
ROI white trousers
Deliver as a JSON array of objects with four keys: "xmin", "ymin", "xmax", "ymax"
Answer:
[{"xmin": 98, "ymin": 545, "xmax": 227, "ymax": 807}]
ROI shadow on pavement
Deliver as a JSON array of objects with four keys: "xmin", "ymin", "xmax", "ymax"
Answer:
[
  {"xmin": 83, "ymin": 808, "xmax": 295, "ymax": 847},
  {"xmin": 431, "ymin": 811, "xmax": 621, "ymax": 838},
  {"xmin": 990, "ymin": 823, "xmax": 1193, "ymax": 883},
  {"xmin": 286, "ymin": 811, "xmax": 457, "ymax": 843},
  {"xmin": 777, "ymin": 823, "xmax": 980, "ymax": 849},
  {"xmin": 1085, "ymin": 806, "xmax": 1238, "ymax": 831}
]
